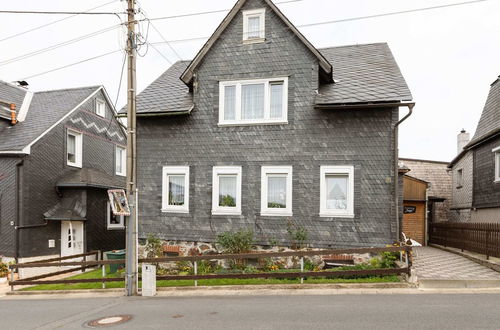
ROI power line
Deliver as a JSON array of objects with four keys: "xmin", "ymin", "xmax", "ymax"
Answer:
[
  {"xmin": 0, "ymin": 10, "xmax": 121, "ymax": 15},
  {"xmin": 147, "ymin": 42, "xmax": 173, "ymax": 65},
  {"xmin": 0, "ymin": 0, "xmax": 119, "ymax": 43},
  {"xmin": 0, "ymin": 24, "xmax": 121, "ymax": 67},
  {"xmin": 21, "ymin": 49, "xmax": 121, "ymax": 80}
]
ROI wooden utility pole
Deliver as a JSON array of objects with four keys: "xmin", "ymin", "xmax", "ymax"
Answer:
[{"xmin": 125, "ymin": 0, "xmax": 138, "ymax": 296}]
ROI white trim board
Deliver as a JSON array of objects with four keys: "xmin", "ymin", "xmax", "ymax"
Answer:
[{"xmin": 17, "ymin": 90, "xmax": 33, "ymax": 122}]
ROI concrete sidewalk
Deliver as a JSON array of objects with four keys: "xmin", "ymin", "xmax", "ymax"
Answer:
[{"xmin": 412, "ymin": 247, "xmax": 500, "ymax": 288}]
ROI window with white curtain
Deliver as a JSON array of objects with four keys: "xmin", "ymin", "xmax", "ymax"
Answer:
[
  {"xmin": 320, "ymin": 166, "xmax": 354, "ymax": 218},
  {"xmin": 242, "ymin": 8, "xmax": 265, "ymax": 41},
  {"xmin": 67, "ymin": 129, "xmax": 82, "ymax": 168},
  {"xmin": 261, "ymin": 166, "xmax": 292, "ymax": 216},
  {"xmin": 219, "ymin": 78, "xmax": 288, "ymax": 125},
  {"xmin": 162, "ymin": 166, "xmax": 189, "ymax": 213},
  {"xmin": 212, "ymin": 166, "xmax": 242, "ymax": 215},
  {"xmin": 115, "ymin": 146, "xmax": 126, "ymax": 176}
]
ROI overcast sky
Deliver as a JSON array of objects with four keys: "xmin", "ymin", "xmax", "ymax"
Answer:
[{"xmin": 1, "ymin": 0, "xmax": 499, "ymax": 161}]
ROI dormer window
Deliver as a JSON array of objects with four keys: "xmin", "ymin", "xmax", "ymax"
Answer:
[{"xmin": 243, "ymin": 8, "xmax": 265, "ymax": 42}]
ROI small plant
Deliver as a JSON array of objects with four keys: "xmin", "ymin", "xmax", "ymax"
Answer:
[
  {"xmin": 267, "ymin": 202, "xmax": 285, "ymax": 208},
  {"xmin": 286, "ymin": 219, "xmax": 308, "ymax": 249},
  {"xmin": 219, "ymin": 194, "xmax": 236, "ymax": 207},
  {"xmin": 0, "ymin": 261, "xmax": 8, "ymax": 278},
  {"xmin": 216, "ymin": 229, "xmax": 254, "ymax": 254},
  {"xmin": 176, "ymin": 260, "xmax": 193, "ymax": 274},
  {"xmin": 144, "ymin": 234, "xmax": 163, "ymax": 259},
  {"xmin": 197, "ymin": 260, "xmax": 221, "ymax": 274},
  {"xmin": 260, "ymin": 258, "xmax": 284, "ymax": 272},
  {"xmin": 303, "ymin": 259, "xmax": 316, "ymax": 271}
]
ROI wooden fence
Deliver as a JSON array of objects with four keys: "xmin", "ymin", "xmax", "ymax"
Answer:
[
  {"xmin": 8, "ymin": 246, "xmax": 412, "ymax": 289},
  {"xmin": 429, "ymin": 222, "xmax": 500, "ymax": 259}
]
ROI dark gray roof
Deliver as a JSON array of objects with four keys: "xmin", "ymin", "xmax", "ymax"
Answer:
[
  {"xmin": 316, "ymin": 43, "xmax": 412, "ymax": 105},
  {"xmin": 125, "ymin": 43, "xmax": 411, "ymax": 116},
  {"xmin": 120, "ymin": 61, "xmax": 193, "ymax": 115},
  {"xmin": 57, "ymin": 168, "xmax": 125, "ymax": 189},
  {"xmin": 44, "ymin": 191, "xmax": 87, "ymax": 221},
  {"xmin": 0, "ymin": 85, "xmax": 99, "ymax": 152},
  {"xmin": 467, "ymin": 76, "xmax": 500, "ymax": 147}
]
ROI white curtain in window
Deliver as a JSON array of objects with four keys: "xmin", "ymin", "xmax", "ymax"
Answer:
[
  {"xmin": 116, "ymin": 148, "xmax": 123, "ymax": 173},
  {"xmin": 168, "ymin": 175, "xmax": 185, "ymax": 206},
  {"xmin": 247, "ymin": 16, "xmax": 260, "ymax": 38},
  {"xmin": 241, "ymin": 83, "xmax": 264, "ymax": 120},
  {"xmin": 224, "ymin": 85, "xmax": 236, "ymax": 120},
  {"xmin": 326, "ymin": 175, "xmax": 348, "ymax": 210},
  {"xmin": 270, "ymin": 82, "xmax": 283, "ymax": 118},
  {"xmin": 67, "ymin": 135, "xmax": 76, "ymax": 162},
  {"xmin": 219, "ymin": 175, "xmax": 237, "ymax": 207},
  {"xmin": 267, "ymin": 175, "xmax": 286, "ymax": 208}
]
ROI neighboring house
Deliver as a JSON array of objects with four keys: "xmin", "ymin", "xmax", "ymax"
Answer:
[
  {"xmin": 449, "ymin": 75, "xmax": 500, "ymax": 223},
  {"xmin": 399, "ymin": 158, "xmax": 452, "ymax": 223},
  {"xmin": 121, "ymin": 0, "xmax": 413, "ymax": 248},
  {"xmin": 0, "ymin": 80, "xmax": 126, "ymax": 272}
]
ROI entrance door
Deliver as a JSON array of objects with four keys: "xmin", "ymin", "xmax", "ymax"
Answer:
[{"xmin": 61, "ymin": 221, "xmax": 84, "ymax": 257}]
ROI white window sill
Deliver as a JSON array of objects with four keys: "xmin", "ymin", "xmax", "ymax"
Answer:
[
  {"xmin": 67, "ymin": 163, "xmax": 82, "ymax": 168},
  {"xmin": 261, "ymin": 212, "xmax": 293, "ymax": 217},
  {"xmin": 212, "ymin": 210, "xmax": 242, "ymax": 216},
  {"xmin": 218, "ymin": 120, "xmax": 288, "ymax": 127},
  {"xmin": 243, "ymin": 37, "xmax": 266, "ymax": 44},
  {"xmin": 116, "ymin": 172, "xmax": 126, "ymax": 177},
  {"xmin": 319, "ymin": 213, "xmax": 355, "ymax": 218},
  {"xmin": 494, "ymin": 180, "xmax": 500, "ymax": 184},
  {"xmin": 161, "ymin": 209, "xmax": 189, "ymax": 214}
]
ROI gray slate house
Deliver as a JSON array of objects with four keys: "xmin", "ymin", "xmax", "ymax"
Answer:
[
  {"xmin": 449, "ymin": 75, "xmax": 500, "ymax": 223},
  {"xmin": 0, "ymin": 80, "xmax": 126, "ymax": 267},
  {"xmin": 123, "ymin": 0, "xmax": 413, "ymax": 248}
]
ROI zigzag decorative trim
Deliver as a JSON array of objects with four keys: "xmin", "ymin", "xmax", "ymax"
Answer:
[{"xmin": 70, "ymin": 117, "xmax": 124, "ymax": 141}]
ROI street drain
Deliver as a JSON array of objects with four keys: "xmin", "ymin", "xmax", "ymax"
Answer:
[{"xmin": 86, "ymin": 315, "xmax": 132, "ymax": 327}]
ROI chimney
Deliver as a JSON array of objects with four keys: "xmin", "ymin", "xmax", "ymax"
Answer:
[
  {"xmin": 10, "ymin": 103, "xmax": 17, "ymax": 125},
  {"xmin": 457, "ymin": 129, "xmax": 470, "ymax": 154}
]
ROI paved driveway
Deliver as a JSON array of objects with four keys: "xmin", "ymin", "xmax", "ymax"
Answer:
[{"xmin": 412, "ymin": 247, "xmax": 500, "ymax": 280}]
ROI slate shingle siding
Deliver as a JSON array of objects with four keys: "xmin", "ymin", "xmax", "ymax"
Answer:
[
  {"xmin": 450, "ymin": 151, "xmax": 473, "ymax": 222},
  {"xmin": 473, "ymin": 135, "xmax": 500, "ymax": 209},
  {"xmin": 17, "ymin": 90, "xmax": 125, "ymax": 258},
  {"xmin": 0, "ymin": 157, "xmax": 20, "ymax": 257},
  {"xmin": 136, "ymin": 0, "xmax": 398, "ymax": 248}
]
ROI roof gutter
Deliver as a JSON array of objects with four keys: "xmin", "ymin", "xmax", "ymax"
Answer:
[
  {"xmin": 116, "ymin": 106, "xmax": 193, "ymax": 118},
  {"xmin": 394, "ymin": 103, "xmax": 415, "ymax": 241},
  {"xmin": 315, "ymin": 101, "xmax": 415, "ymax": 110}
]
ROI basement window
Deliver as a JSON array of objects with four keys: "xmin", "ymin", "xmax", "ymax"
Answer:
[
  {"xmin": 162, "ymin": 166, "xmax": 190, "ymax": 213},
  {"xmin": 242, "ymin": 8, "xmax": 265, "ymax": 42},
  {"xmin": 66, "ymin": 129, "xmax": 82, "ymax": 168},
  {"xmin": 320, "ymin": 166, "xmax": 354, "ymax": 218}
]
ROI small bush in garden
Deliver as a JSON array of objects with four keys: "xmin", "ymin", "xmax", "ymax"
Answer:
[
  {"xmin": 286, "ymin": 219, "xmax": 308, "ymax": 249},
  {"xmin": 216, "ymin": 229, "xmax": 254, "ymax": 254},
  {"xmin": 144, "ymin": 234, "xmax": 163, "ymax": 259},
  {"xmin": 260, "ymin": 258, "xmax": 284, "ymax": 272},
  {"xmin": 303, "ymin": 259, "xmax": 316, "ymax": 271},
  {"xmin": 176, "ymin": 260, "xmax": 193, "ymax": 274},
  {"xmin": 370, "ymin": 252, "xmax": 398, "ymax": 269},
  {"xmin": 197, "ymin": 260, "xmax": 221, "ymax": 274},
  {"xmin": 0, "ymin": 261, "xmax": 8, "ymax": 278}
]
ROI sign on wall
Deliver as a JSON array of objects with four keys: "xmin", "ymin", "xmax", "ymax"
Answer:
[
  {"xmin": 404, "ymin": 206, "xmax": 417, "ymax": 214},
  {"xmin": 108, "ymin": 189, "xmax": 131, "ymax": 216}
]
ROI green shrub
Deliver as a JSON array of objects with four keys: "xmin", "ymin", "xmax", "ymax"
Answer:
[
  {"xmin": 0, "ymin": 261, "xmax": 8, "ymax": 278},
  {"xmin": 216, "ymin": 229, "xmax": 254, "ymax": 254},
  {"xmin": 286, "ymin": 219, "xmax": 308, "ymax": 249},
  {"xmin": 144, "ymin": 234, "xmax": 163, "ymax": 259}
]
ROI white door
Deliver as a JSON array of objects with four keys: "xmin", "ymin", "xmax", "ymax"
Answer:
[{"xmin": 61, "ymin": 221, "xmax": 84, "ymax": 257}]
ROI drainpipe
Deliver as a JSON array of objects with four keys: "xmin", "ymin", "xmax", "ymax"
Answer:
[
  {"xmin": 394, "ymin": 103, "xmax": 415, "ymax": 242},
  {"xmin": 14, "ymin": 157, "xmax": 24, "ymax": 263}
]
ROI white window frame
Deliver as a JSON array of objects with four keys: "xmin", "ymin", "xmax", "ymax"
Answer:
[
  {"xmin": 242, "ymin": 8, "xmax": 265, "ymax": 42},
  {"xmin": 95, "ymin": 98, "xmax": 106, "ymax": 117},
  {"xmin": 218, "ymin": 77, "xmax": 288, "ymax": 126},
  {"xmin": 107, "ymin": 201, "xmax": 124, "ymax": 229},
  {"xmin": 493, "ymin": 146, "xmax": 500, "ymax": 182},
  {"xmin": 261, "ymin": 166, "xmax": 293, "ymax": 216},
  {"xmin": 66, "ymin": 129, "xmax": 82, "ymax": 168},
  {"xmin": 212, "ymin": 166, "xmax": 242, "ymax": 215},
  {"xmin": 115, "ymin": 146, "xmax": 126, "ymax": 176},
  {"xmin": 456, "ymin": 168, "xmax": 463, "ymax": 188},
  {"xmin": 162, "ymin": 166, "xmax": 190, "ymax": 213},
  {"xmin": 320, "ymin": 166, "xmax": 354, "ymax": 218}
]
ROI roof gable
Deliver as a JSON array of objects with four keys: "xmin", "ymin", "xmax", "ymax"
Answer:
[{"xmin": 180, "ymin": 0, "xmax": 333, "ymax": 86}]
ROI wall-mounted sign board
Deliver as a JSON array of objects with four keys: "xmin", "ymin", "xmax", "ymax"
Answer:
[{"xmin": 404, "ymin": 206, "xmax": 417, "ymax": 214}]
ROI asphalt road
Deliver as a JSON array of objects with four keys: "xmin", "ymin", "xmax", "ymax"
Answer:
[{"xmin": 1, "ymin": 294, "xmax": 500, "ymax": 329}]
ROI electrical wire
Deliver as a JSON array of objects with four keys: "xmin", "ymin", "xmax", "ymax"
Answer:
[
  {"xmin": 0, "ymin": 10, "xmax": 121, "ymax": 15},
  {"xmin": 0, "ymin": 0, "xmax": 119, "ymax": 43},
  {"xmin": 147, "ymin": 42, "xmax": 173, "ymax": 65}
]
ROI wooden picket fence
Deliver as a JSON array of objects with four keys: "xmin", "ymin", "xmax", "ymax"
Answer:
[{"xmin": 429, "ymin": 222, "xmax": 500, "ymax": 259}]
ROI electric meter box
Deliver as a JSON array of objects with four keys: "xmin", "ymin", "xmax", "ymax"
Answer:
[{"xmin": 141, "ymin": 264, "xmax": 156, "ymax": 296}]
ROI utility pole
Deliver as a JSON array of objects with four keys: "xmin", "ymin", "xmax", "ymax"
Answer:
[{"xmin": 125, "ymin": 0, "xmax": 138, "ymax": 296}]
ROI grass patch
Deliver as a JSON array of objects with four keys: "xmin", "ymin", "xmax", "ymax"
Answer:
[{"xmin": 21, "ymin": 266, "xmax": 400, "ymax": 291}]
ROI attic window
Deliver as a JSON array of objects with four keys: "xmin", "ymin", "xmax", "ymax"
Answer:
[
  {"xmin": 95, "ymin": 99, "xmax": 105, "ymax": 117},
  {"xmin": 243, "ymin": 8, "xmax": 265, "ymax": 42},
  {"xmin": 67, "ymin": 129, "xmax": 82, "ymax": 168}
]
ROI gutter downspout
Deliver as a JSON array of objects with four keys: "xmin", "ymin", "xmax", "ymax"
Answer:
[
  {"xmin": 14, "ymin": 157, "xmax": 24, "ymax": 263},
  {"xmin": 394, "ymin": 103, "xmax": 415, "ymax": 242}
]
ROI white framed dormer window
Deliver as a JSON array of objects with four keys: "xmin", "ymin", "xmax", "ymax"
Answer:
[
  {"xmin": 243, "ymin": 8, "xmax": 265, "ymax": 42},
  {"xmin": 107, "ymin": 201, "xmax": 124, "ymax": 229},
  {"xmin": 493, "ymin": 146, "xmax": 500, "ymax": 182},
  {"xmin": 320, "ymin": 166, "xmax": 354, "ymax": 218},
  {"xmin": 66, "ymin": 129, "xmax": 82, "ymax": 168},
  {"xmin": 212, "ymin": 166, "xmax": 242, "ymax": 215},
  {"xmin": 456, "ymin": 168, "xmax": 463, "ymax": 188},
  {"xmin": 95, "ymin": 99, "xmax": 105, "ymax": 117},
  {"xmin": 219, "ymin": 77, "xmax": 288, "ymax": 126},
  {"xmin": 261, "ymin": 166, "xmax": 292, "ymax": 216},
  {"xmin": 162, "ymin": 166, "xmax": 190, "ymax": 213},
  {"xmin": 115, "ymin": 146, "xmax": 126, "ymax": 176}
]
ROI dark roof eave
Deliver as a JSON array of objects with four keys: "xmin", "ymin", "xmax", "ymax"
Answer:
[
  {"xmin": 315, "ymin": 100, "xmax": 414, "ymax": 110},
  {"xmin": 117, "ymin": 106, "xmax": 193, "ymax": 118},
  {"xmin": 45, "ymin": 217, "xmax": 87, "ymax": 221},
  {"xmin": 57, "ymin": 183, "xmax": 123, "ymax": 189},
  {"xmin": 463, "ymin": 128, "xmax": 500, "ymax": 150}
]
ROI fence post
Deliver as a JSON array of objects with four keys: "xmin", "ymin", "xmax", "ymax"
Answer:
[
  {"xmin": 300, "ymin": 257, "xmax": 304, "ymax": 284},
  {"xmin": 102, "ymin": 265, "xmax": 106, "ymax": 289},
  {"xmin": 194, "ymin": 261, "xmax": 198, "ymax": 287},
  {"xmin": 10, "ymin": 266, "xmax": 15, "ymax": 291},
  {"xmin": 486, "ymin": 229, "xmax": 490, "ymax": 260},
  {"xmin": 83, "ymin": 255, "xmax": 86, "ymax": 273}
]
